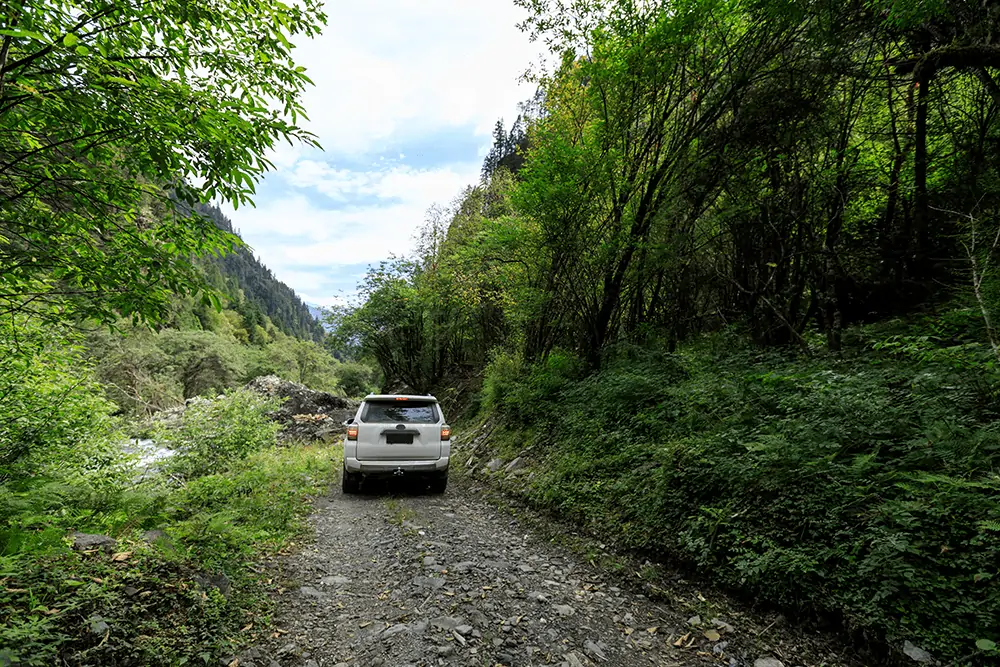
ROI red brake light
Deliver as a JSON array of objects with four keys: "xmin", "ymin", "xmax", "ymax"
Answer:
[
  {"xmin": 440, "ymin": 426, "xmax": 451, "ymax": 441},
  {"xmin": 395, "ymin": 397, "xmax": 409, "ymax": 401},
  {"xmin": 347, "ymin": 425, "xmax": 358, "ymax": 441}
]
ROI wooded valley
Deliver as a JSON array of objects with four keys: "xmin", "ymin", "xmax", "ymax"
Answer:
[{"xmin": 1, "ymin": 0, "xmax": 999, "ymax": 665}]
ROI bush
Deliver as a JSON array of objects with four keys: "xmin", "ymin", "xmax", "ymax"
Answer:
[
  {"xmin": 482, "ymin": 324, "xmax": 1000, "ymax": 662},
  {"xmin": 0, "ymin": 443, "xmax": 338, "ymax": 666},
  {"xmin": 482, "ymin": 348, "xmax": 582, "ymax": 423},
  {"xmin": 1, "ymin": 339, "xmax": 336, "ymax": 665},
  {"xmin": 156, "ymin": 389, "xmax": 281, "ymax": 478},
  {"xmin": 0, "ymin": 321, "xmax": 125, "ymax": 490}
]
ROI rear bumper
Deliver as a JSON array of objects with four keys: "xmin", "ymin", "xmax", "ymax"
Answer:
[{"xmin": 344, "ymin": 456, "xmax": 449, "ymax": 476}]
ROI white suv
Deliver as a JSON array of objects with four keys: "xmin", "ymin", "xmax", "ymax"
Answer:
[{"xmin": 342, "ymin": 394, "xmax": 450, "ymax": 494}]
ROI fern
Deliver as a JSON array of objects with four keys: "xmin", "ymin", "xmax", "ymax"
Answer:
[{"xmin": 979, "ymin": 519, "xmax": 1000, "ymax": 533}]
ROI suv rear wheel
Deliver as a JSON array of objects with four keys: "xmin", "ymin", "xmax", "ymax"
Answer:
[
  {"xmin": 428, "ymin": 472, "xmax": 448, "ymax": 495},
  {"xmin": 342, "ymin": 468, "xmax": 361, "ymax": 494}
]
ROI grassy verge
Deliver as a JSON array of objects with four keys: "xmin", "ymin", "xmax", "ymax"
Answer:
[
  {"xmin": 467, "ymin": 313, "xmax": 1000, "ymax": 664},
  {"xmin": 1, "ymin": 397, "xmax": 340, "ymax": 666}
]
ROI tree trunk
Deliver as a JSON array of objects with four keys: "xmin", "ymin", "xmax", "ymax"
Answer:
[{"xmin": 913, "ymin": 65, "xmax": 930, "ymax": 267}]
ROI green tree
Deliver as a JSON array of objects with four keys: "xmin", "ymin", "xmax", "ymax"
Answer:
[{"xmin": 0, "ymin": 0, "xmax": 325, "ymax": 326}]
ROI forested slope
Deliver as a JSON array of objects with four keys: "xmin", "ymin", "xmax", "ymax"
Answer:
[
  {"xmin": 197, "ymin": 204, "xmax": 325, "ymax": 342},
  {"xmin": 337, "ymin": 0, "xmax": 1000, "ymax": 662}
]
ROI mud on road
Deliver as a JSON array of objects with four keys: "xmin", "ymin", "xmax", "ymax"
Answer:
[{"xmin": 241, "ymin": 476, "xmax": 856, "ymax": 667}]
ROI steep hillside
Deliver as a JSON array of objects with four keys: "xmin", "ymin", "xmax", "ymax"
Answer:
[{"xmin": 197, "ymin": 204, "xmax": 324, "ymax": 342}]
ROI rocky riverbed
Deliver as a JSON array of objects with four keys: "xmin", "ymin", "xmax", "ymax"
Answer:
[{"xmin": 233, "ymin": 477, "xmax": 858, "ymax": 667}]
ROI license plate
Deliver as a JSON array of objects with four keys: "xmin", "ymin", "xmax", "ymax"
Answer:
[{"xmin": 386, "ymin": 433, "xmax": 413, "ymax": 444}]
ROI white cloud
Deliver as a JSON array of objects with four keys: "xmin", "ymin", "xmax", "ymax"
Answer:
[
  {"xmin": 282, "ymin": 160, "xmax": 476, "ymax": 205},
  {"xmin": 224, "ymin": 161, "xmax": 480, "ymax": 298},
  {"xmin": 293, "ymin": 0, "xmax": 543, "ymax": 155},
  {"xmin": 224, "ymin": 0, "xmax": 542, "ymax": 304},
  {"xmin": 232, "ymin": 162, "xmax": 478, "ymax": 245}
]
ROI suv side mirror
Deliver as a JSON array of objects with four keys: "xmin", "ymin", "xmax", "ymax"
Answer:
[{"xmin": 342, "ymin": 418, "xmax": 354, "ymax": 426}]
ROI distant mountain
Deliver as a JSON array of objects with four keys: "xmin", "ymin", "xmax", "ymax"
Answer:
[
  {"xmin": 306, "ymin": 303, "xmax": 338, "ymax": 333},
  {"xmin": 195, "ymin": 204, "xmax": 325, "ymax": 342},
  {"xmin": 306, "ymin": 303, "xmax": 325, "ymax": 322}
]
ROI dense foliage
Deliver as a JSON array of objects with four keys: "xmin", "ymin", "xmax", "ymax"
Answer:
[
  {"xmin": 337, "ymin": 0, "xmax": 1000, "ymax": 661},
  {"xmin": 0, "ymin": 0, "xmax": 324, "ymax": 327},
  {"xmin": 0, "ymin": 0, "xmax": 355, "ymax": 662},
  {"xmin": 480, "ymin": 321, "xmax": 1000, "ymax": 661},
  {"xmin": 85, "ymin": 294, "xmax": 366, "ymax": 416},
  {"xmin": 0, "ymin": 384, "xmax": 338, "ymax": 665}
]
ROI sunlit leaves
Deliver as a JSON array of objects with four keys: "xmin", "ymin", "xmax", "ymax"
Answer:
[{"xmin": 0, "ymin": 0, "xmax": 326, "ymax": 327}]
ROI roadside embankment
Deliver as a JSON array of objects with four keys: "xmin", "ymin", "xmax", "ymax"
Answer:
[{"xmin": 456, "ymin": 335, "xmax": 1000, "ymax": 665}]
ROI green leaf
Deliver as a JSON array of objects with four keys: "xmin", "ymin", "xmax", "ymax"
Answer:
[
  {"xmin": 63, "ymin": 33, "xmax": 79, "ymax": 47},
  {"xmin": 977, "ymin": 639, "xmax": 997, "ymax": 651},
  {"xmin": 0, "ymin": 27, "xmax": 45, "ymax": 41},
  {"xmin": 75, "ymin": 45, "xmax": 90, "ymax": 56}
]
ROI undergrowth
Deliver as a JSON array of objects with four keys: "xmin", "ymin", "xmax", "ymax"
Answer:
[
  {"xmin": 477, "ymin": 309, "xmax": 1000, "ymax": 664},
  {"xmin": 0, "ymin": 389, "xmax": 339, "ymax": 666}
]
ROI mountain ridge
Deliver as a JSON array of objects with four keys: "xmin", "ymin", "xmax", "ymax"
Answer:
[{"xmin": 196, "ymin": 204, "xmax": 325, "ymax": 342}]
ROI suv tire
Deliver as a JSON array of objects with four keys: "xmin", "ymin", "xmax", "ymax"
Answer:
[
  {"xmin": 342, "ymin": 468, "xmax": 361, "ymax": 495},
  {"xmin": 428, "ymin": 472, "xmax": 448, "ymax": 495}
]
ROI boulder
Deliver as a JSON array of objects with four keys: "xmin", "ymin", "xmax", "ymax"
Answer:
[
  {"xmin": 70, "ymin": 532, "xmax": 116, "ymax": 553},
  {"xmin": 245, "ymin": 375, "xmax": 358, "ymax": 441}
]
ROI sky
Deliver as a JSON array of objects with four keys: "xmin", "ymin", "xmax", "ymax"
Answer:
[{"xmin": 220, "ymin": 0, "xmax": 543, "ymax": 308}]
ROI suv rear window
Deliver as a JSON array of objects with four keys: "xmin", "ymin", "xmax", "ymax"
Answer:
[{"xmin": 361, "ymin": 400, "xmax": 439, "ymax": 424}]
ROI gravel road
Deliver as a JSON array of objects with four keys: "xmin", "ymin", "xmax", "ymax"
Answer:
[{"xmin": 240, "ymin": 478, "xmax": 854, "ymax": 667}]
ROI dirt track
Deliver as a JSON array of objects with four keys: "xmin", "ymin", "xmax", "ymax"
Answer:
[{"xmin": 232, "ymin": 469, "xmax": 859, "ymax": 667}]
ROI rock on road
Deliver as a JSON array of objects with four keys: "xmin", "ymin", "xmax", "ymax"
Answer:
[{"xmin": 242, "ymin": 479, "xmax": 851, "ymax": 667}]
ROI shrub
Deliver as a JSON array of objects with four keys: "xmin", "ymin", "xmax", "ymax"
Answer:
[
  {"xmin": 156, "ymin": 389, "xmax": 281, "ymax": 478},
  {"xmin": 484, "ymin": 323, "xmax": 1000, "ymax": 662},
  {"xmin": 0, "ymin": 321, "xmax": 125, "ymax": 490}
]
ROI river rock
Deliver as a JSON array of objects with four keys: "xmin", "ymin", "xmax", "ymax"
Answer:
[
  {"xmin": 903, "ymin": 641, "xmax": 934, "ymax": 663},
  {"xmin": 754, "ymin": 658, "xmax": 784, "ymax": 667},
  {"xmin": 70, "ymin": 532, "xmax": 116, "ymax": 553}
]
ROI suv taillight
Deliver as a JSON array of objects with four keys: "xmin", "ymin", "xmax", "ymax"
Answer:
[
  {"xmin": 347, "ymin": 425, "xmax": 358, "ymax": 441},
  {"xmin": 440, "ymin": 425, "xmax": 451, "ymax": 441}
]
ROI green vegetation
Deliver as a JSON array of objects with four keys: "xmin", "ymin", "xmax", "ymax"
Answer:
[
  {"xmin": 480, "ymin": 320, "xmax": 1000, "ymax": 660},
  {"xmin": 85, "ymin": 304, "xmax": 364, "ymax": 416},
  {"xmin": 0, "ymin": 0, "xmax": 324, "ymax": 329},
  {"xmin": 0, "ymin": 0, "xmax": 365, "ymax": 663},
  {"xmin": 337, "ymin": 0, "xmax": 1000, "ymax": 661},
  {"xmin": 1, "ymin": 370, "xmax": 339, "ymax": 665}
]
